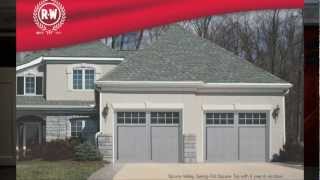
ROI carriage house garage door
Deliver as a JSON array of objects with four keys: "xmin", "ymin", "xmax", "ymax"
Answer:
[
  {"xmin": 115, "ymin": 111, "xmax": 181, "ymax": 162},
  {"xmin": 205, "ymin": 112, "xmax": 268, "ymax": 162}
]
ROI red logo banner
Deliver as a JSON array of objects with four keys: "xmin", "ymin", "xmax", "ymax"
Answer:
[{"xmin": 17, "ymin": 0, "xmax": 303, "ymax": 51}]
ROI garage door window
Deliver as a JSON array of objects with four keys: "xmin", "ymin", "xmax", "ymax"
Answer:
[
  {"xmin": 117, "ymin": 112, "xmax": 146, "ymax": 124},
  {"xmin": 239, "ymin": 113, "xmax": 266, "ymax": 125},
  {"xmin": 206, "ymin": 113, "xmax": 234, "ymax": 125},
  {"xmin": 151, "ymin": 112, "xmax": 179, "ymax": 124}
]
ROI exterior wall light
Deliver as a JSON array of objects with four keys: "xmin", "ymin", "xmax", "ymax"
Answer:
[
  {"xmin": 272, "ymin": 105, "xmax": 280, "ymax": 120},
  {"xmin": 102, "ymin": 104, "xmax": 109, "ymax": 118}
]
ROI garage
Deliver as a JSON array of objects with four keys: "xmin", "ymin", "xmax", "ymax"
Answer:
[
  {"xmin": 205, "ymin": 112, "xmax": 268, "ymax": 162},
  {"xmin": 115, "ymin": 111, "xmax": 181, "ymax": 162}
]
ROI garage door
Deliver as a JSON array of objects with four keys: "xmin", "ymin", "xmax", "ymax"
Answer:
[
  {"xmin": 206, "ymin": 112, "xmax": 267, "ymax": 162},
  {"xmin": 116, "ymin": 111, "xmax": 181, "ymax": 162}
]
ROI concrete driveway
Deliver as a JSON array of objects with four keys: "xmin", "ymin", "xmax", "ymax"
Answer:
[{"xmin": 89, "ymin": 163, "xmax": 303, "ymax": 180}]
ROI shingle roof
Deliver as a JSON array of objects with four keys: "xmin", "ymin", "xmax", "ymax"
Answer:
[
  {"xmin": 17, "ymin": 41, "xmax": 132, "ymax": 66},
  {"xmin": 16, "ymin": 96, "xmax": 94, "ymax": 107},
  {"xmin": 100, "ymin": 25, "xmax": 286, "ymax": 83}
]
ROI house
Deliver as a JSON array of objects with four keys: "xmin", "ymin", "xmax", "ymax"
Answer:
[
  {"xmin": 16, "ymin": 42, "xmax": 129, "ymax": 156},
  {"xmin": 95, "ymin": 25, "xmax": 292, "ymax": 163},
  {"xmin": 16, "ymin": 25, "xmax": 292, "ymax": 163}
]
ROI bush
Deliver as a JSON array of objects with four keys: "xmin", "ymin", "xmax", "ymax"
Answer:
[
  {"xmin": 42, "ymin": 139, "xmax": 74, "ymax": 161},
  {"xmin": 74, "ymin": 142, "xmax": 102, "ymax": 161},
  {"xmin": 272, "ymin": 138, "xmax": 304, "ymax": 163}
]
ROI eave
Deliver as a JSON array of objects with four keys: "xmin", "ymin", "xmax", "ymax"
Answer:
[{"xmin": 96, "ymin": 81, "xmax": 293, "ymax": 95}]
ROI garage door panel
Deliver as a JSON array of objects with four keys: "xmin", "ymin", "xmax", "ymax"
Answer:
[
  {"xmin": 206, "ymin": 126, "xmax": 237, "ymax": 161},
  {"xmin": 151, "ymin": 126, "xmax": 179, "ymax": 162},
  {"xmin": 117, "ymin": 126, "xmax": 147, "ymax": 162},
  {"xmin": 239, "ymin": 126, "xmax": 266, "ymax": 161}
]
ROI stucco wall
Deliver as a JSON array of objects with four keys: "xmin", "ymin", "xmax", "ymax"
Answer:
[
  {"xmin": 99, "ymin": 92, "xmax": 286, "ymax": 162},
  {"xmin": 46, "ymin": 63, "xmax": 117, "ymax": 101}
]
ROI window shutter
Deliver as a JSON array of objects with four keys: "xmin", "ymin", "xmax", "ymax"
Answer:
[
  {"xmin": 36, "ymin": 77, "xmax": 43, "ymax": 95},
  {"xmin": 17, "ymin": 77, "xmax": 24, "ymax": 95}
]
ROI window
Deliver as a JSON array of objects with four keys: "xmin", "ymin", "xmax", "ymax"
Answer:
[
  {"xmin": 17, "ymin": 75, "xmax": 43, "ymax": 95},
  {"xmin": 206, "ymin": 113, "xmax": 234, "ymax": 125},
  {"xmin": 85, "ymin": 69, "xmax": 95, "ymax": 89},
  {"xmin": 73, "ymin": 68, "xmax": 95, "ymax": 90},
  {"xmin": 239, "ymin": 112, "xmax": 266, "ymax": 125},
  {"xmin": 117, "ymin": 112, "xmax": 146, "ymax": 124},
  {"xmin": 25, "ymin": 76, "xmax": 35, "ymax": 94},
  {"xmin": 151, "ymin": 112, "xmax": 179, "ymax": 124},
  {"xmin": 73, "ymin": 69, "xmax": 83, "ymax": 89},
  {"xmin": 71, "ymin": 120, "xmax": 84, "ymax": 137}
]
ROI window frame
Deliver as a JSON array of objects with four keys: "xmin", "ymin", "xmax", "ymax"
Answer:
[
  {"xmin": 150, "ymin": 111, "xmax": 180, "ymax": 125},
  {"xmin": 238, "ymin": 112, "xmax": 267, "ymax": 126},
  {"xmin": 205, "ymin": 112, "xmax": 235, "ymax": 126},
  {"xmin": 25, "ymin": 75, "xmax": 36, "ymax": 95},
  {"xmin": 116, "ymin": 112, "xmax": 146, "ymax": 125},
  {"xmin": 70, "ymin": 119, "xmax": 85, "ymax": 137},
  {"xmin": 72, "ymin": 67, "xmax": 96, "ymax": 91},
  {"xmin": 16, "ymin": 75, "xmax": 43, "ymax": 96}
]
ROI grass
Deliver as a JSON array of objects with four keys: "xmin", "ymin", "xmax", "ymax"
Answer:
[{"xmin": 17, "ymin": 160, "xmax": 104, "ymax": 180}]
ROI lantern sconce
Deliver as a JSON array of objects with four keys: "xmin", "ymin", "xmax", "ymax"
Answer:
[
  {"xmin": 102, "ymin": 104, "xmax": 109, "ymax": 118},
  {"xmin": 272, "ymin": 105, "xmax": 280, "ymax": 120}
]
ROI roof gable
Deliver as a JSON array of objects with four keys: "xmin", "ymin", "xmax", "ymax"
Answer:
[
  {"xmin": 100, "ymin": 25, "xmax": 287, "ymax": 84},
  {"xmin": 16, "ymin": 41, "xmax": 131, "ymax": 66}
]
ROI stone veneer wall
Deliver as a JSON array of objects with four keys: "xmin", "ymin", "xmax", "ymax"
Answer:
[
  {"xmin": 96, "ymin": 134, "xmax": 197, "ymax": 163},
  {"xmin": 45, "ymin": 115, "xmax": 97, "ymax": 143},
  {"xmin": 97, "ymin": 134, "xmax": 113, "ymax": 161},
  {"xmin": 183, "ymin": 134, "xmax": 197, "ymax": 163}
]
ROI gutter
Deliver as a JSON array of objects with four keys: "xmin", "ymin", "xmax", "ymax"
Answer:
[
  {"xmin": 96, "ymin": 81, "xmax": 293, "ymax": 94},
  {"xmin": 16, "ymin": 104, "xmax": 95, "ymax": 110},
  {"xmin": 16, "ymin": 56, "xmax": 124, "ymax": 71}
]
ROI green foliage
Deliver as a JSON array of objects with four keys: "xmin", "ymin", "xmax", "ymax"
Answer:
[
  {"xmin": 42, "ymin": 139, "xmax": 74, "ymax": 161},
  {"xmin": 17, "ymin": 160, "xmax": 104, "ymax": 180},
  {"xmin": 272, "ymin": 139, "xmax": 304, "ymax": 162},
  {"xmin": 22, "ymin": 137, "xmax": 82, "ymax": 161},
  {"xmin": 74, "ymin": 142, "xmax": 103, "ymax": 161}
]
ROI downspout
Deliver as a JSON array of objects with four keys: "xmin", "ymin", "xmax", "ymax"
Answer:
[{"xmin": 95, "ymin": 87, "xmax": 103, "ymax": 145}]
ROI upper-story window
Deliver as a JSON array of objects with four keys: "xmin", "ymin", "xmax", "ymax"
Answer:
[
  {"xmin": 72, "ymin": 68, "xmax": 95, "ymax": 90},
  {"xmin": 17, "ymin": 75, "xmax": 43, "ymax": 95}
]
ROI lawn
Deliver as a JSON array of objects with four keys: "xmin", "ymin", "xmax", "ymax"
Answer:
[{"xmin": 17, "ymin": 160, "xmax": 104, "ymax": 180}]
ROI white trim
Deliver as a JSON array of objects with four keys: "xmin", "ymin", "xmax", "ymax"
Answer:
[
  {"xmin": 96, "ymin": 81, "xmax": 292, "ymax": 94},
  {"xmin": 282, "ymin": 96, "xmax": 286, "ymax": 145},
  {"xmin": 202, "ymin": 104, "xmax": 235, "ymax": 111},
  {"xmin": 112, "ymin": 109, "xmax": 115, "ymax": 164},
  {"xmin": 72, "ymin": 67, "xmax": 96, "ymax": 90},
  {"xmin": 16, "ymin": 56, "xmax": 124, "ymax": 72},
  {"xmin": 99, "ymin": 93, "xmax": 103, "ymax": 132},
  {"xmin": 203, "ymin": 104, "xmax": 273, "ymax": 111},
  {"xmin": 234, "ymin": 104, "xmax": 273, "ymax": 110},
  {"xmin": 16, "ymin": 104, "xmax": 95, "ymax": 109},
  {"xmin": 24, "ymin": 75, "xmax": 36, "ymax": 95},
  {"xmin": 16, "ymin": 57, "xmax": 43, "ymax": 71},
  {"xmin": 146, "ymin": 103, "xmax": 184, "ymax": 110},
  {"xmin": 111, "ymin": 103, "xmax": 146, "ymax": 110},
  {"xmin": 111, "ymin": 102, "xmax": 184, "ymax": 111},
  {"xmin": 17, "ymin": 74, "xmax": 44, "ymax": 96},
  {"xmin": 43, "ymin": 57, "xmax": 124, "ymax": 61}
]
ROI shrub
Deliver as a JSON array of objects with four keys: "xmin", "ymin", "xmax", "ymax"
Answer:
[
  {"xmin": 272, "ymin": 138, "xmax": 304, "ymax": 163},
  {"xmin": 74, "ymin": 142, "xmax": 102, "ymax": 161},
  {"xmin": 42, "ymin": 139, "xmax": 74, "ymax": 161}
]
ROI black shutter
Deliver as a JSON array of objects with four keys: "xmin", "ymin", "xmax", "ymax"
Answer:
[
  {"xmin": 17, "ymin": 77, "xmax": 24, "ymax": 95},
  {"xmin": 36, "ymin": 77, "xmax": 43, "ymax": 95}
]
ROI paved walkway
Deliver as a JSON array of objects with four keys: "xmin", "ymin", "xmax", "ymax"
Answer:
[{"xmin": 89, "ymin": 163, "xmax": 303, "ymax": 180}]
